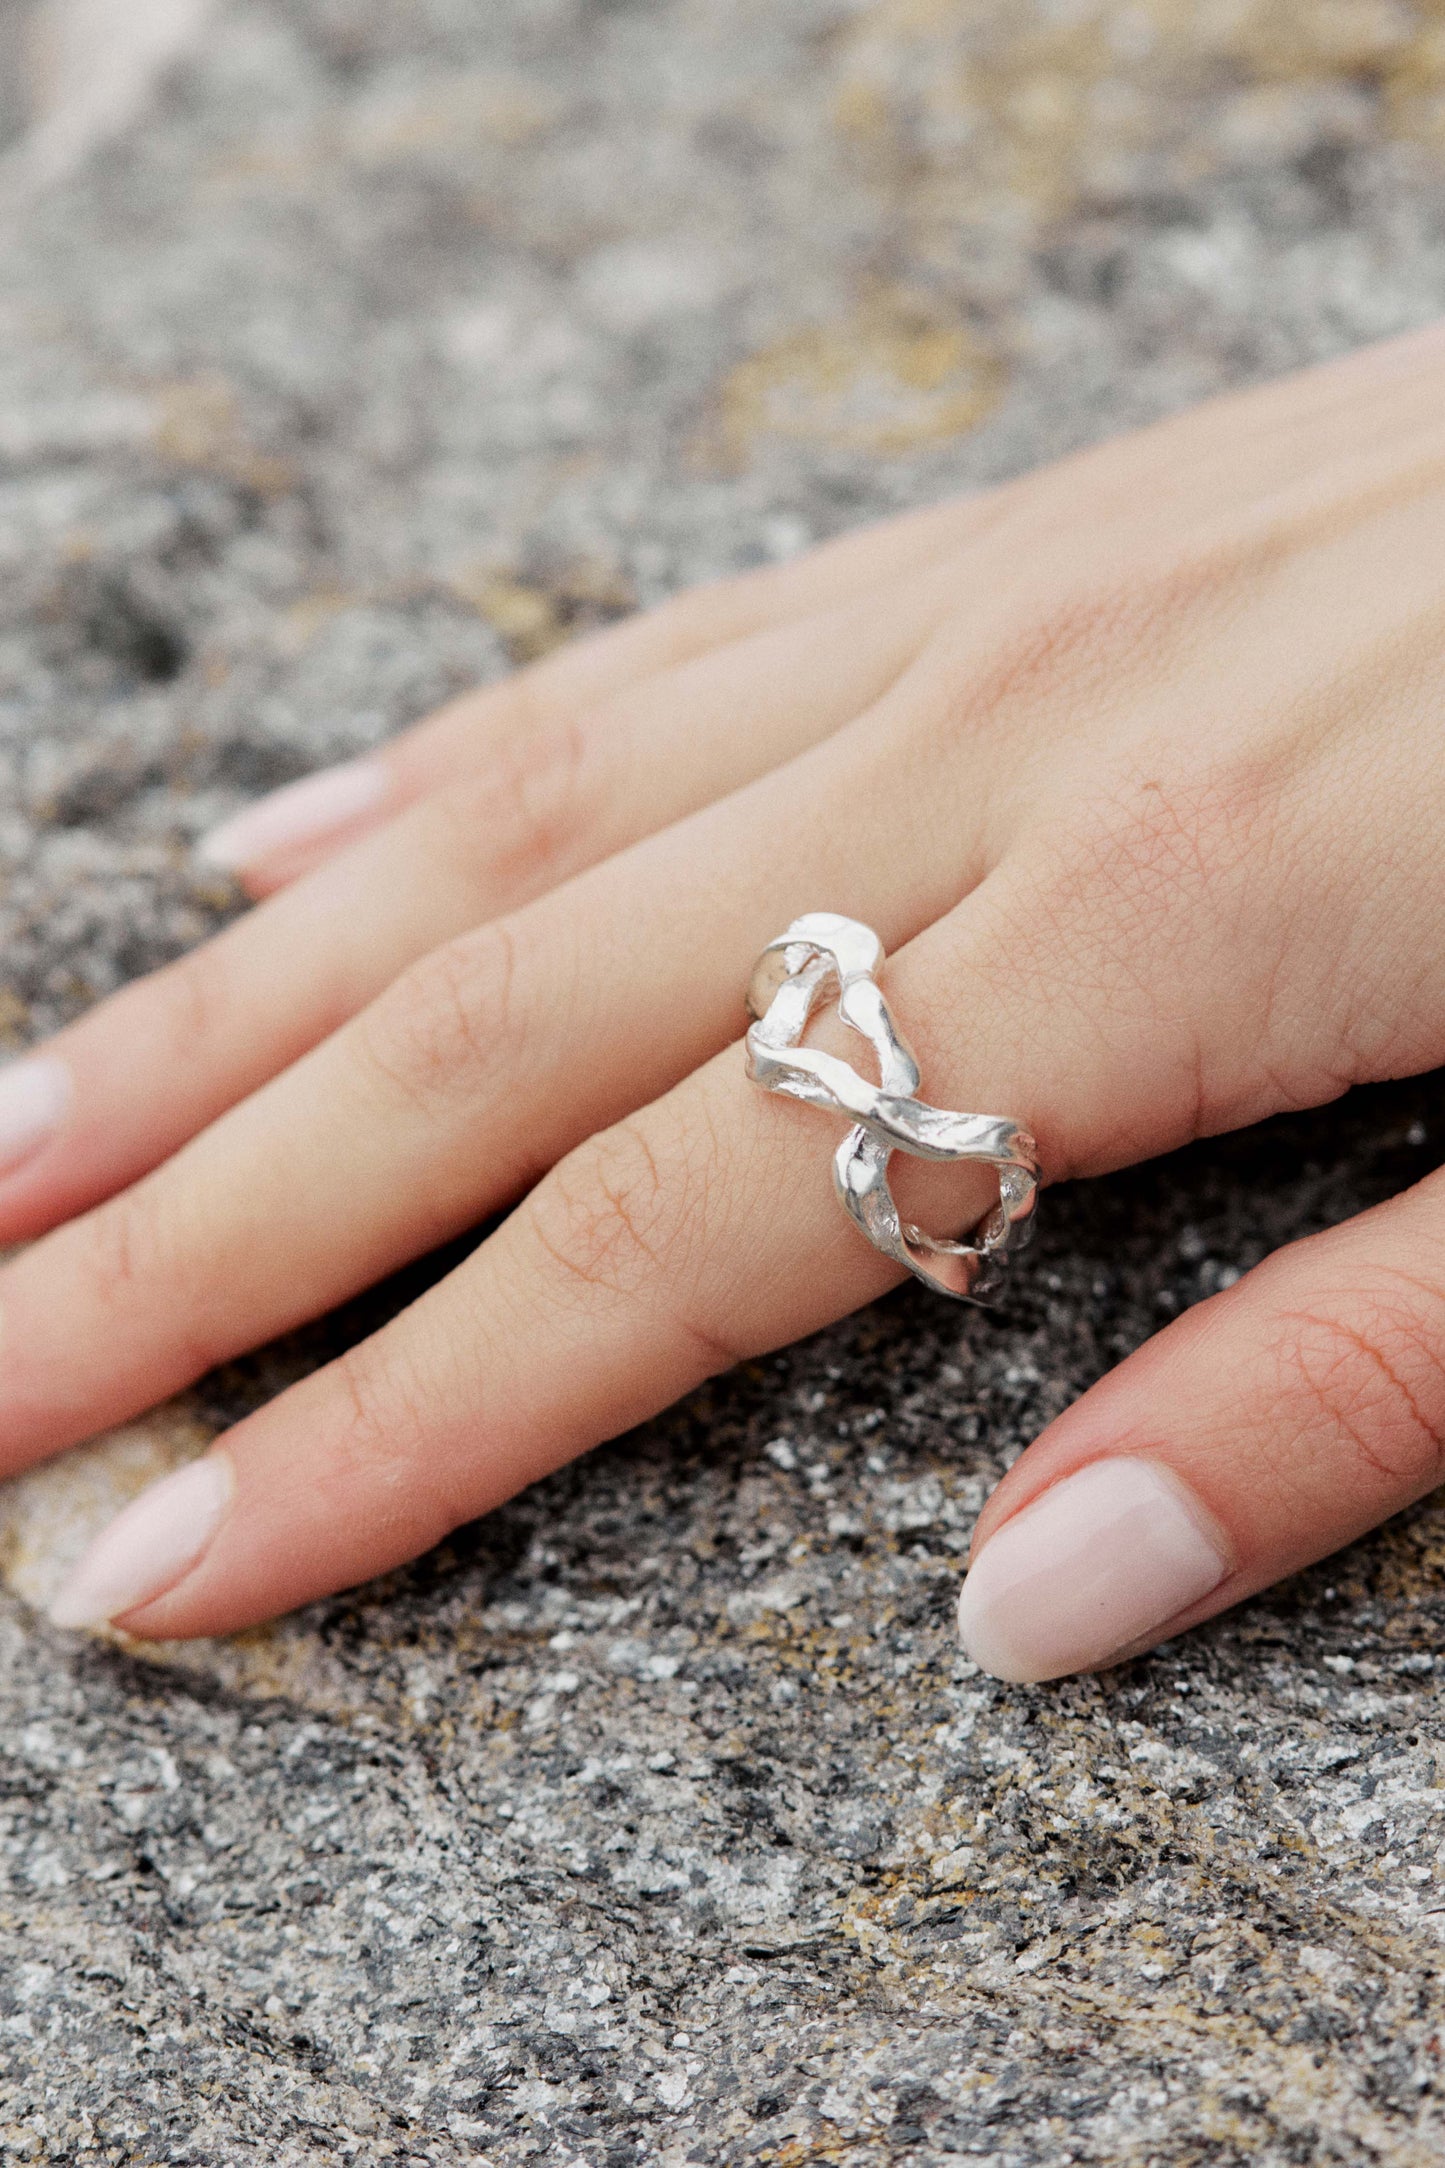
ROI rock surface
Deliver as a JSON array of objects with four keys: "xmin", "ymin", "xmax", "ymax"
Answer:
[{"xmin": 4, "ymin": 2, "xmax": 1445, "ymax": 2161}]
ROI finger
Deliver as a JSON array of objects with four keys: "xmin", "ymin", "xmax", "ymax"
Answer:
[
  {"xmin": 45, "ymin": 324, "xmax": 1445, "ymax": 1631},
  {"xmin": 0, "ymin": 571, "xmax": 948, "ymax": 1246},
  {"xmin": 0, "ymin": 664, "xmax": 1004, "ymax": 1472},
  {"xmin": 49, "ymin": 663, "xmax": 1436, "ymax": 1648},
  {"xmin": 40, "ymin": 314, "xmax": 1442, "ymax": 1251},
  {"xmin": 16, "ymin": 556, "xmax": 1434, "ymax": 1506},
  {"xmin": 43, "ymin": 859, "xmax": 1165, "ymax": 1639},
  {"xmin": 955, "ymin": 1168, "xmax": 1445, "ymax": 1682},
  {"xmin": 197, "ymin": 492, "xmax": 1002, "ymax": 894},
  {"xmin": 2, "ymin": 604, "xmax": 1389, "ymax": 1521},
  {"xmin": 202, "ymin": 322, "xmax": 1445, "ymax": 892},
  {"xmin": 52, "ymin": 1005, "xmax": 912, "ymax": 1637}
]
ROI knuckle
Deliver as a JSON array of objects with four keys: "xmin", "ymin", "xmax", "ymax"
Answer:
[
  {"xmin": 156, "ymin": 943, "xmax": 233, "ymax": 1058},
  {"xmin": 1056, "ymin": 764, "xmax": 1274, "ymax": 939},
  {"xmin": 929, "ymin": 541, "xmax": 1251, "ymax": 743},
  {"xmin": 497, "ymin": 709, "xmax": 592, "ymax": 877},
  {"xmin": 356, "ymin": 920, "xmax": 525, "ymax": 1116},
  {"xmin": 1272, "ymin": 1270, "xmax": 1445, "ymax": 1497},
  {"xmin": 525, "ymin": 1110, "xmax": 740, "ymax": 1366},
  {"xmin": 79, "ymin": 1180, "xmax": 219, "ymax": 1369},
  {"xmin": 324, "ymin": 1344, "xmax": 462, "ymax": 1549},
  {"xmin": 986, "ymin": 758, "xmax": 1308, "ymax": 1150},
  {"xmin": 442, "ymin": 708, "xmax": 595, "ymax": 897},
  {"xmin": 330, "ymin": 1339, "xmax": 427, "ymax": 1492},
  {"xmin": 529, "ymin": 1117, "xmax": 681, "ymax": 1303},
  {"xmin": 83, "ymin": 1181, "xmax": 172, "ymax": 1307},
  {"xmin": 987, "ymin": 773, "xmax": 1238, "ymax": 1021},
  {"xmin": 1070, "ymin": 772, "xmax": 1267, "ymax": 1033}
]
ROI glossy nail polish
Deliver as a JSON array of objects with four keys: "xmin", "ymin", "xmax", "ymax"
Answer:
[
  {"xmin": 48, "ymin": 1454, "xmax": 233, "ymax": 1630},
  {"xmin": 0, "ymin": 1055, "xmax": 72, "ymax": 1179},
  {"xmin": 196, "ymin": 757, "xmax": 388, "ymax": 874},
  {"xmin": 957, "ymin": 1457, "xmax": 1230, "ymax": 1683}
]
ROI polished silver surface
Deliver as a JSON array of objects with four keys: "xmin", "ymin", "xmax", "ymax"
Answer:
[{"xmin": 746, "ymin": 912, "xmax": 1039, "ymax": 1302}]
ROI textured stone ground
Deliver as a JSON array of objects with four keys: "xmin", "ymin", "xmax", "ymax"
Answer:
[{"xmin": 5, "ymin": 2, "xmax": 1445, "ymax": 2161}]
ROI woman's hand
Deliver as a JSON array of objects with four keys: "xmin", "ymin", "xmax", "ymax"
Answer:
[{"xmin": 10, "ymin": 324, "xmax": 1445, "ymax": 1679}]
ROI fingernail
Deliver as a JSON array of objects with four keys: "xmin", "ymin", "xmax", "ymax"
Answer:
[
  {"xmin": 0, "ymin": 1055, "xmax": 73, "ymax": 1179},
  {"xmin": 957, "ymin": 1457, "xmax": 1230, "ymax": 1683},
  {"xmin": 48, "ymin": 1453, "xmax": 234, "ymax": 1630},
  {"xmin": 196, "ymin": 757, "xmax": 389, "ymax": 873}
]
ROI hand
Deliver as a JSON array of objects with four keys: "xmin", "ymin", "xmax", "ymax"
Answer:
[{"xmin": 11, "ymin": 324, "xmax": 1445, "ymax": 1679}]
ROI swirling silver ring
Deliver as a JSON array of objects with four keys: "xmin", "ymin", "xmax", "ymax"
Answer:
[{"xmin": 745, "ymin": 912, "xmax": 1039, "ymax": 1303}]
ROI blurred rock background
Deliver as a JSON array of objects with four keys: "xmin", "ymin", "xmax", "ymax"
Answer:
[{"xmin": 5, "ymin": 2, "xmax": 1445, "ymax": 2161}]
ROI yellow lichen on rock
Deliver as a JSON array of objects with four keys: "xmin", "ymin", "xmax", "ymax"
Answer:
[
  {"xmin": 712, "ymin": 288, "xmax": 1005, "ymax": 463},
  {"xmin": 346, "ymin": 69, "xmax": 562, "ymax": 163},
  {"xmin": 829, "ymin": 0, "xmax": 1445, "ymax": 230},
  {"xmin": 710, "ymin": 0, "xmax": 1445, "ymax": 470},
  {"xmin": 452, "ymin": 559, "xmax": 636, "ymax": 663},
  {"xmin": 153, "ymin": 376, "xmax": 296, "ymax": 498}
]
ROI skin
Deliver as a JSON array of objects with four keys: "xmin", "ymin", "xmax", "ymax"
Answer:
[{"xmin": 8, "ymin": 323, "xmax": 1445, "ymax": 1648}]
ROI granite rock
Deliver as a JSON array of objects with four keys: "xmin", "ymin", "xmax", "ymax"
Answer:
[{"xmin": 4, "ymin": 2, "xmax": 1445, "ymax": 2161}]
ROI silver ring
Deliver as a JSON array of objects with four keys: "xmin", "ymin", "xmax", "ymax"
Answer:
[{"xmin": 745, "ymin": 912, "xmax": 1039, "ymax": 1303}]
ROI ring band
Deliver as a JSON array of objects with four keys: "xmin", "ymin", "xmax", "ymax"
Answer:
[{"xmin": 745, "ymin": 912, "xmax": 1039, "ymax": 1303}]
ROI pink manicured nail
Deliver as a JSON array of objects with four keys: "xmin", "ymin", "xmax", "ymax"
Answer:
[
  {"xmin": 0, "ymin": 1055, "xmax": 73, "ymax": 1178},
  {"xmin": 49, "ymin": 1454, "xmax": 234, "ymax": 1630},
  {"xmin": 196, "ymin": 757, "xmax": 389, "ymax": 873},
  {"xmin": 957, "ymin": 1457, "xmax": 1230, "ymax": 1682}
]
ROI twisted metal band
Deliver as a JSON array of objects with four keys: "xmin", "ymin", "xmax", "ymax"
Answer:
[{"xmin": 745, "ymin": 912, "xmax": 1039, "ymax": 1303}]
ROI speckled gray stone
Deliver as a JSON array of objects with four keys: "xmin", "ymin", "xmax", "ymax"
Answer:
[{"xmin": 6, "ymin": 3, "xmax": 1445, "ymax": 2162}]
